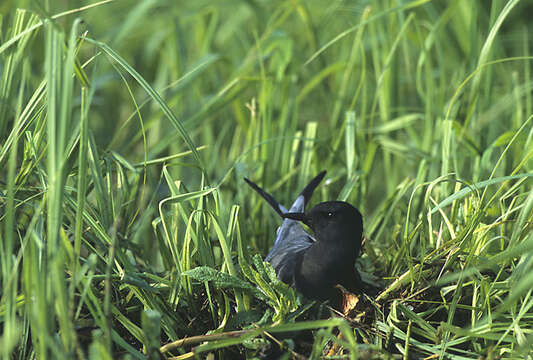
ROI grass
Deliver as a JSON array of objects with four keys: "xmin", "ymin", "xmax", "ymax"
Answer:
[{"xmin": 1, "ymin": 0, "xmax": 532, "ymax": 358}]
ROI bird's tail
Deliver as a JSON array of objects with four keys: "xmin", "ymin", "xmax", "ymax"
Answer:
[{"xmin": 244, "ymin": 170, "xmax": 327, "ymax": 216}]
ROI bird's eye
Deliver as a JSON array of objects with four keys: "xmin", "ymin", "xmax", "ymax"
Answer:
[{"xmin": 327, "ymin": 212, "xmax": 333, "ymax": 217}]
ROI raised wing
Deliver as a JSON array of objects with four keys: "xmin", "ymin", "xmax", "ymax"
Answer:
[{"xmin": 245, "ymin": 171, "xmax": 326, "ymax": 285}]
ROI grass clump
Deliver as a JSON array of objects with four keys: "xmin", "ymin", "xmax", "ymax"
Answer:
[{"xmin": 0, "ymin": 0, "xmax": 532, "ymax": 358}]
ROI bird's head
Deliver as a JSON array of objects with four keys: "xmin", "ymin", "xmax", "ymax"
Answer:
[{"xmin": 282, "ymin": 201, "xmax": 363, "ymax": 250}]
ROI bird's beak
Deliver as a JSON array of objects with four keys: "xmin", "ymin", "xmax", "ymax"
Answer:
[{"xmin": 282, "ymin": 212, "xmax": 311, "ymax": 228}]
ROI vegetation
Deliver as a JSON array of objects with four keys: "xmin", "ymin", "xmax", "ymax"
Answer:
[{"xmin": 1, "ymin": 0, "xmax": 532, "ymax": 358}]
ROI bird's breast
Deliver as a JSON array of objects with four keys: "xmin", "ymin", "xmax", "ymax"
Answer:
[{"xmin": 294, "ymin": 242, "xmax": 356, "ymax": 300}]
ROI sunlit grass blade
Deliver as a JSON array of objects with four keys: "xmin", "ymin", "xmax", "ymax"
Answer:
[{"xmin": 82, "ymin": 37, "xmax": 206, "ymax": 177}]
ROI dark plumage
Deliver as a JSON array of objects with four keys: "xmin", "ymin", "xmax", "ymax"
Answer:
[{"xmin": 244, "ymin": 171, "xmax": 365, "ymax": 303}]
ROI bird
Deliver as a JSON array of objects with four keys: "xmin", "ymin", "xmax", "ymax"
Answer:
[{"xmin": 244, "ymin": 170, "xmax": 365, "ymax": 305}]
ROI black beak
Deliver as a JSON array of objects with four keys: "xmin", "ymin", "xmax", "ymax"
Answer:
[{"xmin": 282, "ymin": 212, "xmax": 312, "ymax": 228}]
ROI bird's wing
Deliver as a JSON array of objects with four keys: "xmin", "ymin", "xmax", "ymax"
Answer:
[
  {"xmin": 244, "ymin": 170, "xmax": 325, "ymax": 246},
  {"xmin": 272, "ymin": 170, "xmax": 325, "ymax": 246},
  {"xmin": 244, "ymin": 171, "xmax": 326, "ymax": 216},
  {"xmin": 265, "ymin": 219, "xmax": 313, "ymax": 286},
  {"xmin": 243, "ymin": 178, "xmax": 288, "ymax": 216},
  {"xmin": 245, "ymin": 171, "xmax": 327, "ymax": 281},
  {"xmin": 287, "ymin": 170, "xmax": 327, "ymax": 213}
]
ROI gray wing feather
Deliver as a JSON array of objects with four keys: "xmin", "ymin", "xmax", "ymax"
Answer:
[
  {"xmin": 265, "ymin": 219, "xmax": 311, "ymax": 286},
  {"xmin": 245, "ymin": 171, "xmax": 326, "ymax": 281}
]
